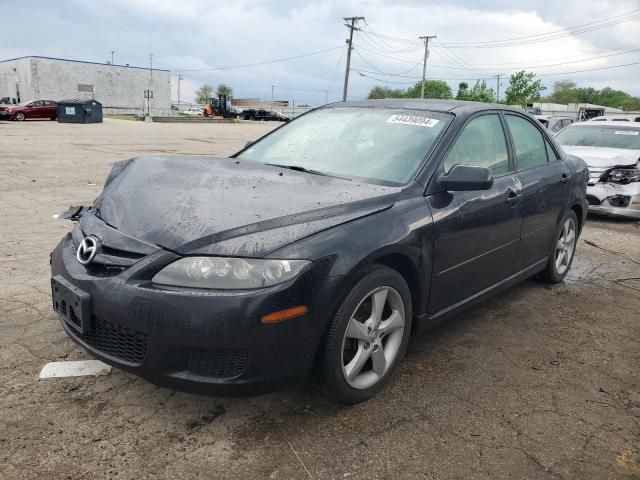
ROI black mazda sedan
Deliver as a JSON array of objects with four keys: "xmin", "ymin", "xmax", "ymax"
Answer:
[{"xmin": 50, "ymin": 100, "xmax": 588, "ymax": 404}]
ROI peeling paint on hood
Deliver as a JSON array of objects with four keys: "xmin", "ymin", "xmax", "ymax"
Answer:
[{"xmin": 92, "ymin": 156, "xmax": 401, "ymax": 256}]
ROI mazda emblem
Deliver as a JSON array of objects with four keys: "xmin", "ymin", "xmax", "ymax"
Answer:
[{"xmin": 77, "ymin": 236, "xmax": 100, "ymax": 265}]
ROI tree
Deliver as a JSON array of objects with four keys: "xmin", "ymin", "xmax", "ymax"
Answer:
[
  {"xmin": 455, "ymin": 82, "xmax": 470, "ymax": 100},
  {"xmin": 594, "ymin": 87, "xmax": 634, "ymax": 109},
  {"xmin": 194, "ymin": 84, "xmax": 214, "ymax": 104},
  {"xmin": 468, "ymin": 80, "xmax": 495, "ymax": 103},
  {"xmin": 546, "ymin": 80, "xmax": 579, "ymax": 104},
  {"xmin": 576, "ymin": 87, "xmax": 598, "ymax": 104},
  {"xmin": 404, "ymin": 80, "xmax": 453, "ymax": 99},
  {"xmin": 367, "ymin": 86, "xmax": 404, "ymax": 99},
  {"xmin": 456, "ymin": 80, "xmax": 495, "ymax": 103},
  {"xmin": 504, "ymin": 71, "xmax": 546, "ymax": 106},
  {"xmin": 216, "ymin": 84, "xmax": 233, "ymax": 98}
]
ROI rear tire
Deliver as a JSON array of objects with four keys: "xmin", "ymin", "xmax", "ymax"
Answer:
[
  {"xmin": 317, "ymin": 266, "xmax": 412, "ymax": 404},
  {"xmin": 539, "ymin": 210, "xmax": 578, "ymax": 283}
]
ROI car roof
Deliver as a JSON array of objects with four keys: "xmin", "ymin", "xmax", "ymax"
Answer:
[
  {"xmin": 327, "ymin": 99, "xmax": 525, "ymax": 115},
  {"xmin": 586, "ymin": 116, "xmax": 633, "ymax": 122},
  {"xmin": 568, "ymin": 121, "xmax": 640, "ymax": 128}
]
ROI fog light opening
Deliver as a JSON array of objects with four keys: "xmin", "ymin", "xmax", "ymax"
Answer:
[{"xmin": 261, "ymin": 305, "xmax": 308, "ymax": 324}]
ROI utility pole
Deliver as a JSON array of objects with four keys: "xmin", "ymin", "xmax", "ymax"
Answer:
[
  {"xmin": 418, "ymin": 35, "xmax": 436, "ymax": 99},
  {"xmin": 148, "ymin": 50, "xmax": 153, "ymax": 117},
  {"xmin": 493, "ymin": 74, "xmax": 504, "ymax": 102},
  {"xmin": 342, "ymin": 16, "xmax": 364, "ymax": 102},
  {"xmin": 270, "ymin": 85, "xmax": 276, "ymax": 101},
  {"xmin": 110, "ymin": 50, "xmax": 115, "ymax": 65},
  {"xmin": 177, "ymin": 74, "xmax": 183, "ymax": 109},
  {"xmin": 324, "ymin": 90, "xmax": 329, "ymax": 104}
]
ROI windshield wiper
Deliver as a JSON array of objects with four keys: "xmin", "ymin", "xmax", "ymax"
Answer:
[{"xmin": 265, "ymin": 163, "xmax": 352, "ymax": 181}]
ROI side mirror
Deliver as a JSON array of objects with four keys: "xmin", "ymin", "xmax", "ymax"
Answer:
[
  {"xmin": 438, "ymin": 165, "xmax": 494, "ymax": 191},
  {"xmin": 27, "ymin": 104, "xmax": 33, "ymax": 108},
  {"xmin": 244, "ymin": 140, "xmax": 254, "ymax": 148}
]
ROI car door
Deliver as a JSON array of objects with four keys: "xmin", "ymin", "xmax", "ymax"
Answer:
[
  {"xmin": 43, "ymin": 101, "xmax": 57, "ymax": 119},
  {"xmin": 504, "ymin": 114, "xmax": 571, "ymax": 271},
  {"xmin": 428, "ymin": 113, "xmax": 522, "ymax": 314},
  {"xmin": 29, "ymin": 100, "xmax": 45, "ymax": 118}
]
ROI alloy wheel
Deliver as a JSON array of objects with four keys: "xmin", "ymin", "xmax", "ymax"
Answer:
[
  {"xmin": 555, "ymin": 217, "xmax": 576, "ymax": 275},
  {"xmin": 15, "ymin": 113, "xmax": 25, "ymax": 121},
  {"xmin": 340, "ymin": 286, "xmax": 405, "ymax": 390}
]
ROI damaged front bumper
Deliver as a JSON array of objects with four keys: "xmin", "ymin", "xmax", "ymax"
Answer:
[{"xmin": 586, "ymin": 181, "xmax": 640, "ymax": 219}]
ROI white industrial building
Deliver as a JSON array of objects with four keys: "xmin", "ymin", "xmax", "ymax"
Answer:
[{"xmin": 0, "ymin": 56, "xmax": 171, "ymax": 116}]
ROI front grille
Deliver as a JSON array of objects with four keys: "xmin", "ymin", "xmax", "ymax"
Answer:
[
  {"xmin": 188, "ymin": 348, "xmax": 248, "ymax": 378},
  {"xmin": 75, "ymin": 316, "xmax": 148, "ymax": 364},
  {"xmin": 586, "ymin": 194, "xmax": 601, "ymax": 206},
  {"xmin": 71, "ymin": 228, "xmax": 146, "ymax": 274}
]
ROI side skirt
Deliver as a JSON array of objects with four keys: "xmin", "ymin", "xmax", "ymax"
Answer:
[{"xmin": 414, "ymin": 257, "xmax": 548, "ymax": 334}]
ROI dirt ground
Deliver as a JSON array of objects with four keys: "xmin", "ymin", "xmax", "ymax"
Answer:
[{"xmin": 1, "ymin": 118, "xmax": 639, "ymax": 480}]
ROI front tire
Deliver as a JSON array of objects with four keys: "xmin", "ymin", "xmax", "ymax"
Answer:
[
  {"xmin": 317, "ymin": 267, "xmax": 412, "ymax": 404},
  {"xmin": 540, "ymin": 210, "xmax": 578, "ymax": 283},
  {"xmin": 14, "ymin": 112, "xmax": 25, "ymax": 121}
]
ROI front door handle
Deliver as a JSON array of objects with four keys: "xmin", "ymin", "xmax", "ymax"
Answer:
[
  {"xmin": 560, "ymin": 173, "xmax": 569, "ymax": 184},
  {"xmin": 506, "ymin": 187, "xmax": 521, "ymax": 205}
]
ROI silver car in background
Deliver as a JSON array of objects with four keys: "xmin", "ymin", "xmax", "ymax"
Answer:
[{"xmin": 555, "ymin": 122, "xmax": 640, "ymax": 219}]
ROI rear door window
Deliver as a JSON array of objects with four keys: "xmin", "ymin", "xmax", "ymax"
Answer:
[
  {"xmin": 505, "ymin": 115, "xmax": 548, "ymax": 170},
  {"xmin": 443, "ymin": 114, "xmax": 510, "ymax": 176}
]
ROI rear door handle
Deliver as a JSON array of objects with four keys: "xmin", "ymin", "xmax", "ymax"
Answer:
[{"xmin": 560, "ymin": 173, "xmax": 569, "ymax": 184}]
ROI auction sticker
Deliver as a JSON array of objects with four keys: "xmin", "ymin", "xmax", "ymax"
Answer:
[
  {"xmin": 387, "ymin": 114, "xmax": 439, "ymax": 127},
  {"xmin": 614, "ymin": 130, "xmax": 638, "ymax": 135}
]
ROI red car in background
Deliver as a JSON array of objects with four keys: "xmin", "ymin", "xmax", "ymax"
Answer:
[{"xmin": 0, "ymin": 100, "xmax": 58, "ymax": 121}]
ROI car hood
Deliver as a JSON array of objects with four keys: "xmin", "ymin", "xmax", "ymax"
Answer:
[
  {"xmin": 92, "ymin": 156, "xmax": 400, "ymax": 256},
  {"xmin": 560, "ymin": 145, "xmax": 640, "ymax": 168}
]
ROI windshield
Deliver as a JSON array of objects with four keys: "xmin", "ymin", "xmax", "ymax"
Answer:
[
  {"xmin": 239, "ymin": 107, "xmax": 452, "ymax": 185},
  {"xmin": 556, "ymin": 125, "xmax": 640, "ymax": 150}
]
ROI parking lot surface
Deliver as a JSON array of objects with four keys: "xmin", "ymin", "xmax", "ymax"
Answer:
[{"xmin": 1, "ymin": 119, "xmax": 639, "ymax": 479}]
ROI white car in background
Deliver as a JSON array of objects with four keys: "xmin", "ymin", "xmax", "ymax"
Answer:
[
  {"xmin": 183, "ymin": 106, "xmax": 204, "ymax": 116},
  {"xmin": 534, "ymin": 115, "xmax": 575, "ymax": 133},
  {"xmin": 587, "ymin": 115, "xmax": 640, "ymax": 123},
  {"xmin": 555, "ymin": 122, "xmax": 640, "ymax": 219}
]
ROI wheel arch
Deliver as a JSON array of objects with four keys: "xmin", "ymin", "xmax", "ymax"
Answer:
[
  {"xmin": 570, "ymin": 202, "xmax": 584, "ymax": 233},
  {"xmin": 373, "ymin": 253, "xmax": 422, "ymax": 334}
]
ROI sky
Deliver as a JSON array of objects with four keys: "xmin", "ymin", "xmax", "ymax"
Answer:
[{"xmin": 2, "ymin": 0, "xmax": 639, "ymax": 105}]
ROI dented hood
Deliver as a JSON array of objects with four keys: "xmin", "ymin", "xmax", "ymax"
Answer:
[
  {"xmin": 93, "ymin": 156, "xmax": 400, "ymax": 256},
  {"xmin": 561, "ymin": 146, "xmax": 640, "ymax": 169}
]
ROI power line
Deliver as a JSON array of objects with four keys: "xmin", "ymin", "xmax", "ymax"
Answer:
[
  {"xmin": 442, "ymin": 9, "xmax": 640, "ymax": 47},
  {"xmin": 531, "ymin": 60, "xmax": 640, "ymax": 77},
  {"xmin": 175, "ymin": 46, "xmax": 343, "ymax": 72},
  {"xmin": 354, "ymin": 59, "xmax": 640, "ymax": 84},
  {"xmin": 353, "ymin": 49, "xmax": 421, "ymax": 76},
  {"xmin": 442, "ymin": 14, "xmax": 640, "ymax": 48},
  {"xmin": 464, "ymin": 43, "xmax": 640, "ymax": 66},
  {"xmin": 461, "ymin": 46, "xmax": 640, "ymax": 70},
  {"xmin": 357, "ymin": 10, "xmax": 640, "ymax": 49}
]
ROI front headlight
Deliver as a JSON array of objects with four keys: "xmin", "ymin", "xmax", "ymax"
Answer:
[
  {"xmin": 609, "ymin": 167, "xmax": 640, "ymax": 184},
  {"xmin": 152, "ymin": 257, "xmax": 311, "ymax": 290}
]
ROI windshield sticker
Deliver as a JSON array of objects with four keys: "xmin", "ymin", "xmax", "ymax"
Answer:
[
  {"xmin": 387, "ymin": 114, "xmax": 439, "ymax": 127},
  {"xmin": 614, "ymin": 130, "xmax": 639, "ymax": 136}
]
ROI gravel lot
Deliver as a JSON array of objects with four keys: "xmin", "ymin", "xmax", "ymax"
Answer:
[{"xmin": 1, "ymin": 118, "xmax": 639, "ymax": 480}]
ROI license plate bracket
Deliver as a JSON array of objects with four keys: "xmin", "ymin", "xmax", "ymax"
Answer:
[{"xmin": 51, "ymin": 275, "xmax": 90, "ymax": 334}]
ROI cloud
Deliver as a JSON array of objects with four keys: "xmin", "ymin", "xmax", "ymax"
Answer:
[{"xmin": 1, "ymin": 0, "xmax": 639, "ymax": 104}]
